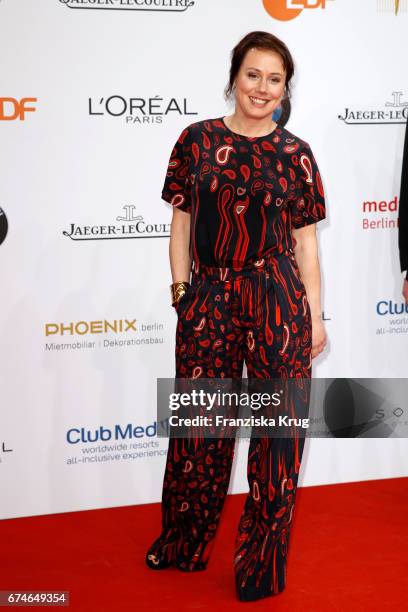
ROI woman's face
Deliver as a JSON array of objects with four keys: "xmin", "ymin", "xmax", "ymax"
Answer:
[{"xmin": 233, "ymin": 47, "xmax": 287, "ymax": 120}]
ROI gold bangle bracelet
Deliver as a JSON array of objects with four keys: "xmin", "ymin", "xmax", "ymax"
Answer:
[{"xmin": 170, "ymin": 281, "xmax": 191, "ymax": 305}]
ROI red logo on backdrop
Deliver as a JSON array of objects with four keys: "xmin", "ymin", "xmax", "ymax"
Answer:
[
  {"xmin": 362, "ymin": 196, "xmax": 399, "ymax": 230},
  {"xmin": 0, "ymin": 98, "xmax": 37, "ymax": 120}
]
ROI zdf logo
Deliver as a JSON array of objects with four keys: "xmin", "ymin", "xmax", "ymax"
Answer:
[
  {"xmin": 263, "ymin": 0, "xmax": 334, "ymax": 22},
  {"xmin": 0, "ymin": 98, "xmax": 37, "ymax": 121}
]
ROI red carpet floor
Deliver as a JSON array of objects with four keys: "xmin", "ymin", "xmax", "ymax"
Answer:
[{"xmin": 1, "ymin": 477, "xmax": 407, "ymax": 611}]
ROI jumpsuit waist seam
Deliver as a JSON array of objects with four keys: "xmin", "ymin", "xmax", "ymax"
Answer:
[{"xmin": 191, "ymin": 249, "xmax": 293, "ymax": 281}]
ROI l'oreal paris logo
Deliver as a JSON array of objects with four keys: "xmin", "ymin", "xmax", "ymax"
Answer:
[
  {"xmin": 88, "ymin": 96, "xmax": 197, "ymax": 124},
  {"xmin": 339, "ymin": 91, "xmax": 408, "ymax": 125}
]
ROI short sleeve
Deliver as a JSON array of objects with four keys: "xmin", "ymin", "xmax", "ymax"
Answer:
[
  {"xmin": 161, "ymin": 126, "xmax": 192, "ymax": 214},
  {"xmin": 291, "ymin": 143, "xmax": 326, "ymax": 229}
]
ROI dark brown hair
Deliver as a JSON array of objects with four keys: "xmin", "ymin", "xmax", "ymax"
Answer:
[{"xmin": 224, "ymin": 31, "xmax": 295, "ymax": 101}]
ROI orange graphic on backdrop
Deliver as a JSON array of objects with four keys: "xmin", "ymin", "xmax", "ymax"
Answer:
[
  {"xmin": 263, "ymin": 0, "xmax": 328, "ymax": 22},
  {"xmin": 0, "ymin": 98, "xmax": 37, "ymax": 120}
]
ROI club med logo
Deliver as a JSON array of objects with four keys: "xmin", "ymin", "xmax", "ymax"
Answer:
[
  {"xmin": 263, "ymin": 0, "xmax": 334, "ymax": 22},
  {"xmin": 66, "ymin": 422, "xmax": 157, "ymax": 444},
  {"xmin": 0, "ymin": 98, "xmax": 37, "ymax": 121},
  {"xmin": 376, "ymin": 300, "xmax": 408, "ymax": 335},
  {"xmin": 63, "ymin": 205, "xmax": 170, "ymax": 240},
  {"xmin": 339, "ymin": 91, "xmax": 408, "ymax": 125},
  {"xmin": 362, "ymin": 196, "xmax": 399, "ymax": 230},
  {"xmin": 377, "ymin": 301, "xmax": 408, "ymax": 316},
  {"xmin": 88, "ymin": 95, "xmax": 197, "ymax": 125},
  {"xmin": 65, "ymin": 422, "xmax": 167, "ymax": 464},
  {"xmin": 60, "ymin": 0, "xmax": 194, "ymax": 10},
  {"xmin": 0, "ymin": 207, "xmax": 8, "ymax": 245}
]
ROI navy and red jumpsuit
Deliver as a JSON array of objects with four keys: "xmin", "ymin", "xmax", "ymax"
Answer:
[{"xmin": 146, "ymin": 117, "xmax": 326, "ymax": 602}]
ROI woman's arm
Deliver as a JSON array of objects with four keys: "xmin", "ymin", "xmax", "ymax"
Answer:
[
  {"xmin": 169, "ymin": 207, "xmax": 192, "ymax": 283},
  {"xmin": 292, "ymin": 223, "xmax": 327, "ymax": 358}
]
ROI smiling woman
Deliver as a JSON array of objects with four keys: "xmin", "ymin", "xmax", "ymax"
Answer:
[
  {"xmin": 223, "ymin": 30, "xmax": 294, "ymax": 135},
  {"xmin": 146, "ymin": 30, "xmax": 327, "ymax": 604}
]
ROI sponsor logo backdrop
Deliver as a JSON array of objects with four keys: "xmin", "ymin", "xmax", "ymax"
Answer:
[{"xmin": 1, "ymin": 0, "xmax": 407, "ymax": 519}]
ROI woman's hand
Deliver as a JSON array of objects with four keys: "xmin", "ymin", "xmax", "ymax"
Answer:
[{"xmin": 311, "ymin": 315, "xmax": 327, "ymax": 359}]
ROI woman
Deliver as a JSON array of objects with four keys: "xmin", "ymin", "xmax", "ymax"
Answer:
[{"xmin": 145, "ymin": 30, "xmax": 327, "ymax": 602}]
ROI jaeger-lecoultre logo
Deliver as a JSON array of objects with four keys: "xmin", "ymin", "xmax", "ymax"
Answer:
[{"xmin": 63, "ymin": 205, "xmax": 170, "ymax": 241}]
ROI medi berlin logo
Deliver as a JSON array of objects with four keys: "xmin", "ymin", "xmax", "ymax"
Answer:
[
  {"xmin": 263, "ymin": 0, "xmax": 335, "ymax": 22},
  {"xmin": 59, "ymin": 0, "xmax": 194, "ymax": 11},
  {"xmin": 62, "ymin": 205, "xmax": 170, "ymax": 241},
  {"xmin": 339, "ymin": 91, "xmax": 408, "ymax": 125},
  {"xmin": 0, "ymin": 98, "xmax": 37, "ymax": 121},
  {"xmin": 361, "ymin": 195, "xmax": 399, "ymax": 230}
]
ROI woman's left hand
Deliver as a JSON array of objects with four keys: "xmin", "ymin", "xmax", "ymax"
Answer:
[{"xmin": 311, "ymin": 316, "xmax": 327, "ymax": 359}]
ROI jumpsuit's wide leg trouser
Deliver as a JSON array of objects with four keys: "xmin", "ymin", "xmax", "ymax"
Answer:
[{"xmin": 145, "ymin": 252, "xmax": 312, "ymax": 602}]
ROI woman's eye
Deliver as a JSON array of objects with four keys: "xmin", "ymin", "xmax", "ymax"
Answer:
[{"xmin": 248, "ymin": 73, "xmax": 281, "ymax": 83}]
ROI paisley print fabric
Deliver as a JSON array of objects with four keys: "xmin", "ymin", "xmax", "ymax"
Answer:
[
  {"xmin": 145, "ymin": 117, "xmax": 326, "ymax": 602},
  {"xmin": 161, "ymin": 116, "xmax": 326, "ymax": 270},
  {"xmin": 146, "ymin": 251, "xmax": 311, "ymax": 600}
]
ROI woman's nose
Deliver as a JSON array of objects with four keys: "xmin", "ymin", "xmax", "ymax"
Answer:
[{"xmin": 256, "ymin": 79, "xmax": 268, "ymax": 93}]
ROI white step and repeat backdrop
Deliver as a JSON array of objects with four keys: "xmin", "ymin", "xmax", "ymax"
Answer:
[{"xmin": 1, "ymin": 0, "xmax": 408, "ymax": 520}]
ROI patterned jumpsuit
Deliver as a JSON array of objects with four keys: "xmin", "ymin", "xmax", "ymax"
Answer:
[{"xmin": 145, "ymin": 117, "xmax": 326, "ymax": 602}]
